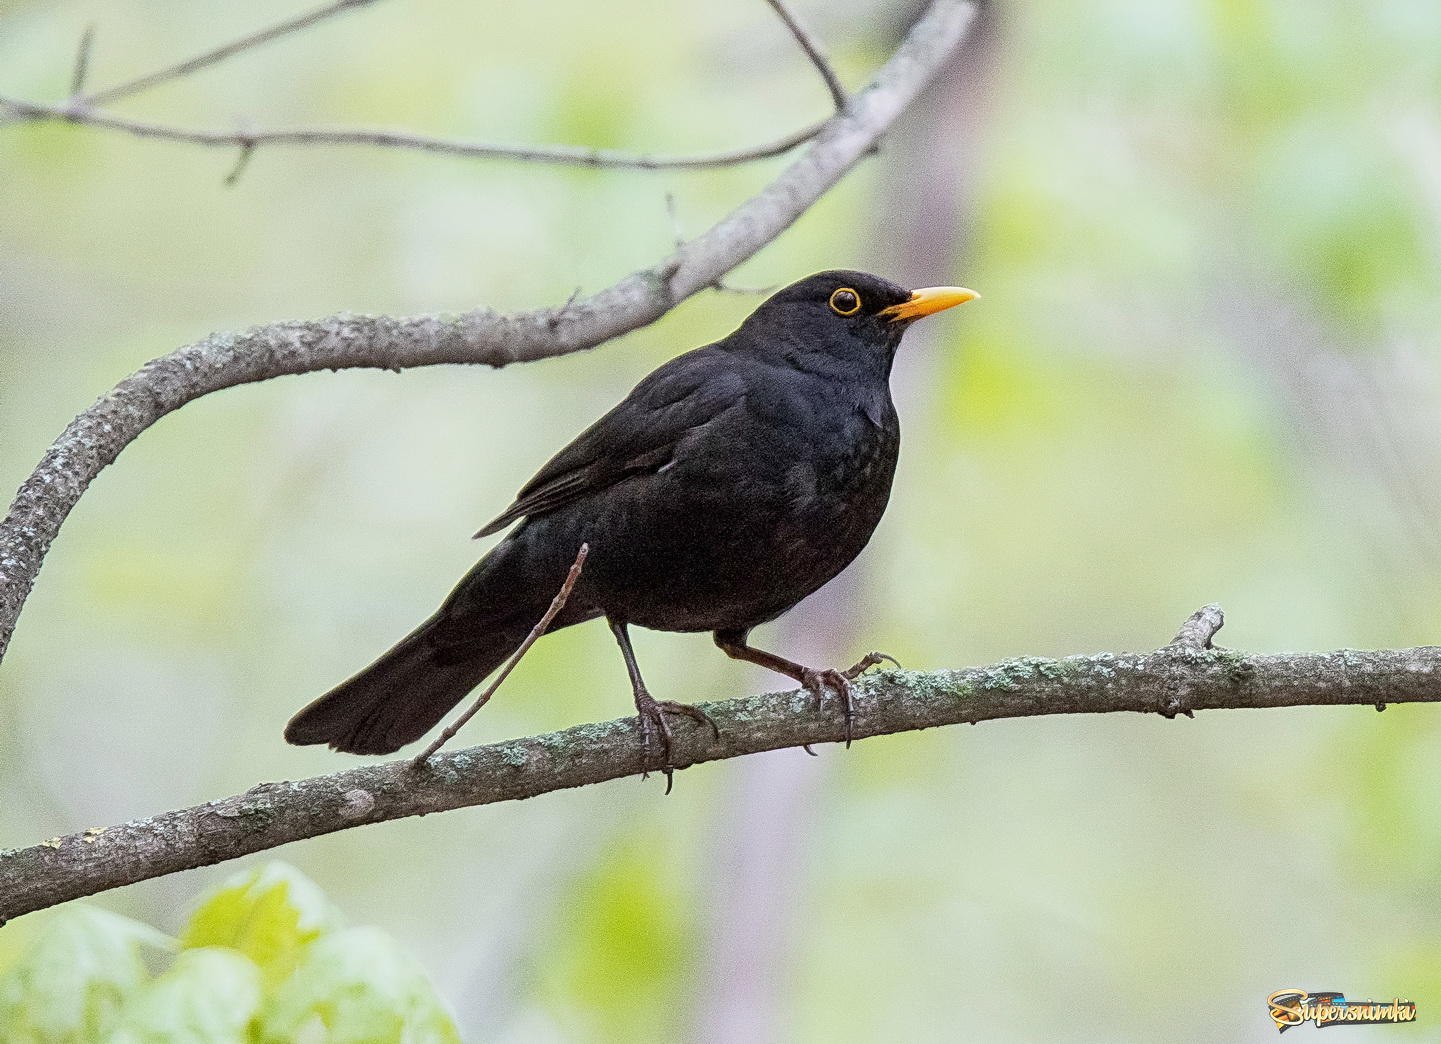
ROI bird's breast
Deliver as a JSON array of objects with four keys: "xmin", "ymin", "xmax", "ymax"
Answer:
[
  {"xmin": 785, "ymin": 412, "xmax": 899, "ymax": 545},
  {"xmin": 562, "ymin": 387, "xmax": 900, "ymax": 633}
]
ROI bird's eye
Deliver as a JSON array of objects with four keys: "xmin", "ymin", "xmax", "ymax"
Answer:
[{"xmin": 829, "ymin": 287, "xmax": 862, "ymax": 316}]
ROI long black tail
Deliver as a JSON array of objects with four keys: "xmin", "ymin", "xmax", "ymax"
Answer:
[{"xmin": 283, "ymin": 611, "xmax": 529, "ymax": 755}]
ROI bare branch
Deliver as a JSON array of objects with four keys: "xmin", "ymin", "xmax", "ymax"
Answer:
[
  {"xmin": 1, "ymin": 0, "xmax": 857, "ymax": 172},
  {"xmin": 75, "ymin": 0, "xmax": 378, "ymax": 109},
  {"xmin": 68, "ymin": 24, "xmax": 97, "ymax": 99},
  {"xmin": 0, "ymin": 95, "xmax": 825, "ymax": 172},
  {"xmin": 763, "ymin": 0, "xmax": 848, "ymax": 111},
  {"xmin": 223, "ymin": 139, "xmax": 256, "ymax": 186},
  {"xmin": 4, "ymin": 608, "xmax": 1440, "ymax": 924},
  {"xmin": 0, "ymin": 0, "xmax": 981, "ymax": 664}
]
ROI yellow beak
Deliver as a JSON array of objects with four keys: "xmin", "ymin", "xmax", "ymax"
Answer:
[{"xmin": 879, "ymin": 286, "xmax": 979, "ymax": 323}]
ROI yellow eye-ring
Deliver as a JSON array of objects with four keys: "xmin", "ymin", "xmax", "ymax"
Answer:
[{"xmin": 829, "ymin": 287, "xmax": 862, "ymax": 316}]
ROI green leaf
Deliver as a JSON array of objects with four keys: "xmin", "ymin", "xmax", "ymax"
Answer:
[
  {"xmin": 259, "ymin": 927, "xmax": 460, "ymax": 1043},
  {"xmin": 180, "ymin": 863, "xmax": 342, "ymax": 987},
  {"xmin": 107, "ymin": 947, "xmax": 262, "ymax": 1043},
  {"xmin": 0, "ymin": 906, "xmax": 171, "ymax": 1043}
]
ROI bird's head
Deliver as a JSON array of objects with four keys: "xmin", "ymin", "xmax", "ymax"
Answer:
[{"xmin": 739, "ymin": 270, "xmax": 977, "ymax": 371}]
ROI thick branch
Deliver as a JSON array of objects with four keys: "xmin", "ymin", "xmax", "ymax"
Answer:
[
  {"xmin": 4, "ymin": 614, "xmax": 1438, "ymax": 923},
  {"xmin": 0, "ymin": 0, "xmax": 980, "ymax": 664}
]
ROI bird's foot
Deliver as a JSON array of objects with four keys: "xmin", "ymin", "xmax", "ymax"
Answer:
[
  {"xmin": 801, "ymin": 667, "xmax": 857, "ymax": 749},
  {"xmin": 801, "ymin": 653, "xmax": 895, "ymax": 750},
  {"xmin": 635, "ymin": 691, "xmax": 720, "ymax": 795}
]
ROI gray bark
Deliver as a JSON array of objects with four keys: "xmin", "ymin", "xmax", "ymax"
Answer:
[{"xmin": 3, "ymin": 606, "xmax": 1437, "ymax": 924}]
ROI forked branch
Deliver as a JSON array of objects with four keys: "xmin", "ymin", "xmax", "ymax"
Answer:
[{"xmin": 3, "ymin": 0, "xmax": 853, "ymax": 171}]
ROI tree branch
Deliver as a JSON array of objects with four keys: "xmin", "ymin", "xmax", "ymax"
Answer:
[
  {"xmin": 1, "ymin": 0, "xmax": 854, "ymax": 171},
  {"xmin": 0, "ymin": 0, "xmax": 980, "ymax": 664},
  {"xmin": 68, "ymin": 24, "xmax": 97, "ymax": 99},
  {"xmin": 0, "ymin": 95, "xmax": 826, "ymax": 172},
  {"xmin": 73, "ymin": 0, "xmax": 378, "ymax": 109},
  {"xmin": 3, "ymin": 607, "xmax": 1438, "ymax": 924},
  {"xmin": 763, "ymin": 0, "xmax": 848, "ymax": 111}
]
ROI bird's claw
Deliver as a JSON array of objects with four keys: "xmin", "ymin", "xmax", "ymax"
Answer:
[
  {"xmin": 801, "ymin": 667, "xmax": 856, "ymax": 748},
  {"xmin": 800, "ymin": 652, "xmax": 892, "ymax": 750},
  {"xmin": 635, "ymin": 692, "xmax": 719, "ymax": 794}
]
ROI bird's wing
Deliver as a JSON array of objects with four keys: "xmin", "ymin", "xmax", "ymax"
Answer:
[{"xmin": 475, "ymin": 346, "xmax": 740, "ymax": 537}]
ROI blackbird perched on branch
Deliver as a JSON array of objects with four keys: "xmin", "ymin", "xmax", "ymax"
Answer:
[{"xmin": 286, "ymin": 271, "xmax": 976, "ymax": 781}]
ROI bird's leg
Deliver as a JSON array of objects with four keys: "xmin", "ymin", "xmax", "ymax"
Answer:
[
  {"xmin": 608, "ymin": 617, "xmax": 719, "ymax": 793},
  {"xmin": 713, "ymin": 629, "xmax": 898, "ymax": 749}
]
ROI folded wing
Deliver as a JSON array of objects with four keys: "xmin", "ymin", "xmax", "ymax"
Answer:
[{"xmin": 475, "ymin": 345, "xmax": 743, "ymax": 538}]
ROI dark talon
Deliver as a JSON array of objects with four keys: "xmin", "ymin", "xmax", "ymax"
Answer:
[
  {"xmin": 665, "ymin": 700, "xmax": 721, "ymax": 740},
  {"xmin": 802, "ymin": 667, "xmax": 856, "ymax": 748},
  {"xmin": 633, "ymin": 692, "xmax": 671, "ymax": 786},
  {"xmin": 634, "ymin": 692, "xmax": 718, "ymax": 793}
]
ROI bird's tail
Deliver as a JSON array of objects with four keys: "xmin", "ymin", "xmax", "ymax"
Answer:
[{"xmin": 284, "ymin": 613, "xmax": 529, "ymax": 755}]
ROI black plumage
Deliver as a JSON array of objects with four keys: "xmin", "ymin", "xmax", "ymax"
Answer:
[{"xmin": 285, "ymin": 270, "xmax": 976, "ymax": 778}]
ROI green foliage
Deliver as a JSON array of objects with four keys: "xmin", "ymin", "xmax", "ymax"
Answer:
[
  {"xmin": 0, "ymin": 908, "xmax": 170, "ymax": 1042},
  {"xmin": 109, "ymin": 949, "xmax": 262, "ymax": 1044},
  {"xmin": 180, "ymin": 863, "xmax": 343, "ymax": 988},
  {"xmin": 260, "ymin": 929, "xmax": 461, "ymax": 1044},
  {"xmin": 0, "ymin": 864, "xmax": 458, "ymax": 1043}
]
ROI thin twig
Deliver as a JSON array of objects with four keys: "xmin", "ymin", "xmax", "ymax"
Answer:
[
  {"xmin": 412, "ymin": 544, "xmax": 589, "ymax": 766},
  {"xmin": 68, "ymin": 25, "xmax": 97, "ymax": 100},
  {"xmin": 709, "ymin": 281, "xmax": 777, "ymax": 296},
  {"xmin": 223, "ymin": 139, "xmax": 256, "ymax": 185},
  {"xmin": 1, "ymin": 0, "xmax": 846, "ymax": 172},
  {"xmin": 0, "ymin": 96, "xmax": 823, "ymax": 171},
  {"xmin": 7, "ymin": 607, "xmax": 1441, "ymax": 923},
  {"xmin": 763, "ymin": 0, "xmax": 848, "ymax": 111},
  {"xmin": 665, "ymin": 191, "xmax": 685, "ymax": 249},
  {"xmin": 76, "ymin": 0, "xmax": 378, "ymax": 109}
]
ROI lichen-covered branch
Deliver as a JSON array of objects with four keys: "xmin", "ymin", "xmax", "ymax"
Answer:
[
  {"xmin": 3, "ymin": 607, "xmax": 1439, "ymax": 924},
  {"xmin": 0, "ymin": 0, "xmax": 980, "ymax": 663}
]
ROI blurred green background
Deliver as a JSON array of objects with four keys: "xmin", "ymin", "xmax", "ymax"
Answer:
[{"xmin": 5, "ymin": 0, "xmax": 1441, "ymax": 1039}]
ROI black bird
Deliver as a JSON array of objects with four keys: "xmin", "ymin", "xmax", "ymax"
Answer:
[{"xmin": 285, "ymin": 271, "xmax": 976, "ymax": 777}]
